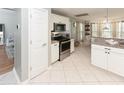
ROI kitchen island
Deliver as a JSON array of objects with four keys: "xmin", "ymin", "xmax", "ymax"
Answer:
[
  {"xmin": 91, "ymin": 37, "xmax": 124, "ymax": 77},
  {"xmin": 92, "ymin": 37, "xmax": 124, "ymax": 49}
]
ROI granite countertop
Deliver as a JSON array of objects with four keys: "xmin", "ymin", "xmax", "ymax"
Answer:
[
  {"xmin": 91, "ymin": 37, "xmax": 124, "ymax": 49},
  {"xmin": 51, "ymin": 40, "xmax": 59, "ymax": 44}
]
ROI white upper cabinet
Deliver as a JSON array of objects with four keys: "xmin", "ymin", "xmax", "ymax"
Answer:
[{"xmin": 50, "ymin": 13, "xmax": 70, "ymax": 31}]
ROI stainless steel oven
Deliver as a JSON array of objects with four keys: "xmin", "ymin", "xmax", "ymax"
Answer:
[
  {"xmin": 59, "ymin": 39, "xmax": 70, "ymax": 61},
  {"xmin": 52, "ymin": 35, "xmax": 70, "ymax": 61}
]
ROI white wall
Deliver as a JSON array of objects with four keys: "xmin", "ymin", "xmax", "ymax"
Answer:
[
  {"xmin": 70, "ymin": 18, "xmax": 77, "ymax": 39},
  {"xmin": 0, "ymin": 9, "xmax": 17, "ymax": 43},
  {"xmin": 15, "ymin": 8, "xmax": 51, "ymax": 82},
  {"xmin": 46, "ymin": 8, "xmax": 52, "ymax": 66},
  {"xmin": 21, "ymin": 8, "xmax": 29, "ymax": 81},
  {"xmin": 14, "ymin": 8, "xmax": 21, "ymax": 80},
  {"xmin": 0, "ymin": 9, "xmax": 29, "ymax": 82},
  {"xmin": 15, "ymin": 8, "xmax": 29, "ymax": 82}
]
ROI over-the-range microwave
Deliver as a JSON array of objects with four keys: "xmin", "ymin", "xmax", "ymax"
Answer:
[{"xmin": 54, "ymin": 23, "xmax": 66, "ymax": 32}]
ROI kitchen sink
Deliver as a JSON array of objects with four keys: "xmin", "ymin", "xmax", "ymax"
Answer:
[{"xmin": 105, "ymin": 39, "xmax": 118, "ymax": 45}]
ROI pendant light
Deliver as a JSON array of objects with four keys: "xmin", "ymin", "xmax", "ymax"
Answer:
[{"xmin": 103, "ymin": 8, "xmax": 109, "ymax": 30}]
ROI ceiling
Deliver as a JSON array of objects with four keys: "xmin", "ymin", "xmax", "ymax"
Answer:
[{"xmin": 52, "ymin": 8, "xmax": 124, "ymax": 22}]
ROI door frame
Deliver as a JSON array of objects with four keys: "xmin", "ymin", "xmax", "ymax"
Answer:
[{"xmin": 28, "ymin": 8, "xmax": 31, "ymax": 81}]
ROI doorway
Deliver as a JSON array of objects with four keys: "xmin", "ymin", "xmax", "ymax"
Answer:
[{"xmin": 0, "ymin": 8, "xmax": 16, "ymax": 75}]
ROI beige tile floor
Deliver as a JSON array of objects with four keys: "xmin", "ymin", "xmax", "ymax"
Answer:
[{"xmin": 30, "ymin": 45, "xmax": 124, "ymax": 85}]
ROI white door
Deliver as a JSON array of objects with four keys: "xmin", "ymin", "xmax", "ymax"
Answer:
[
  {"xmin": 108, "ymin": 50, "xmax": 124, "ymax": 77},
  {"xmin": 30, "ymin": 8, "xmax": 48, "ymax": 78},
  {"xmin": 91, "ymin": 45, "xmax": 108, "ymax": 69}
]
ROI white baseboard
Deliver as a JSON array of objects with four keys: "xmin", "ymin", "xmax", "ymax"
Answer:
[
  {"xmin": 13, "ymin": 68, "xmax": 21, "ymax": 84},
  {"xmin": 13, "ymin": 68, "xmax": 30, "ymax": 84},
  {"xmin": 20, "ymin": 79, "xmax": 29, "ymax": 85},
  {"xmin": 13, "ymin": 67, "xmax": 50, "ymax": 84}
]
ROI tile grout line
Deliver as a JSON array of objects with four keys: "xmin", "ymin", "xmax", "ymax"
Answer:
[
  {"xmin": 71, "ymin": 57, "xmax": 84, "ymax": 84},
  {"xmin": 72, "ymin": 46, "xmax": 100, "ymax": 84},
  {"xmin": 90, "ymin": 67, "xmax": 118, "ymax": 84},
  {"xmin": 62, "ymin": 61, "xmax": 67, "ymax": 84}
]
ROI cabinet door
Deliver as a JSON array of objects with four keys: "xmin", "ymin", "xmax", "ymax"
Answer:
[
  {"xmin": 70, "ymin": 39, "xmax": 74, "ymax": 53},
  {"xmin": 91, "ymin": 45, "xmax": 108, "ymax": 69},
  {"xmin": 51, "ymin": 14, "xmax": 59, "ymax": 31},
  {"xmin": 51, "ymin": 43, "xmax": 59, "ymax": 63},
  {"xmin": 108, "ymin": 50, "xmax": 124, "ymax": 77}
]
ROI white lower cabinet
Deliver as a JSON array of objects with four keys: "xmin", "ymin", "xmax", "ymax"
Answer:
[
  {"xmin": 92, "ymin": 44, "xmax": 124, "ymax": 77},
  {"xmin": 108, "ymin": 48, "xmax": 124, "ymax": 77},
  {"xmin": 91, "ymin": 45, "xmax": 108, "ymax": 69},
  {"xmin": 70, "ymin": 39, "xmax": 74, "ymax": 53},
  {"xmin": 51, "ymin": 42, "xmax": 59, "ymax": 64}
]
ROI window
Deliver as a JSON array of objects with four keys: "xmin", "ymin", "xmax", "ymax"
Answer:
[
  {"xmin": 91, "ymin": 23, "xmax": 98, "ymax": 37},
  {"xmin": 91, "ymin": 21, "xmax": 124, "ymax": 39},
  {"xmin": 102, "ymin": 23, "xmax": 112, "ymax": 38},
  {"xmin": 79, "ymin": 23, "xmax": 85, "ymax": 41},
  {"xmin": 116, "ymin": 22, "xmax": 124, "ymax": 39},
  {"xmin": 121, "ymin": 22, "xmax": 124, "ymax": 39},
  {"xmin": 116, "ymin": 22, "xmax": 121, "ymax": 38}
]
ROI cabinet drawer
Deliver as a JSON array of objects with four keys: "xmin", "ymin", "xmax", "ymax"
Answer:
[{"xmin": 109, "ymin": 47, "xmax": 124, "ymax": 54}]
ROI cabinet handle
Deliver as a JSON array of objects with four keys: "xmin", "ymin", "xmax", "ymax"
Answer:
[
  {"xmin": 54, "ymin": 44, "xmax": 57, "ymax": 46},
  {"xmin": 108, "ymin": 48, "xmax": 111, "ymax": 50},
  {"xmin": 108, "ymin": 52, "xmax": 110, "ymax": 54},
  {"xmin": 105, "ymin": 52, "xmax": 107, "ymax": 53}
]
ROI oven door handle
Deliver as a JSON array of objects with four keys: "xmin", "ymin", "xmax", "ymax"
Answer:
[{"xmin": 61, "ymin": 40, "xmax": 70, "ymax": 44}]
